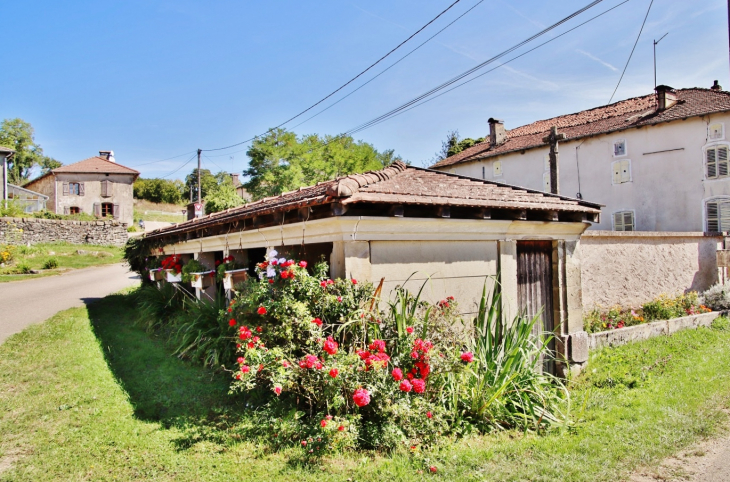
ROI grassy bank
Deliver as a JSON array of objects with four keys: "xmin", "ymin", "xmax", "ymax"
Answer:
[
  {"xmin": 133, "ymin": 199, "xmax": 185, "ymax": 224},
  {"xmin": 0, "ymin": 291, "xmax": 729, "ymax": 481},
  {"xmin": 0, "ymin": 242, "xmax": 124, "ymax": 282}
]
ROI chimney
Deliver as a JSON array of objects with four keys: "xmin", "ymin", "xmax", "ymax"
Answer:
[
  {"xmin": 99, "ymin": 150, "xmax": 115, "ymax": 163},
  {"xmin": 230, "ymin": 173, "xmax": 240, "ymax": 187},
  {"xmin": 488, "ymin": 118, "xmax": 506, "ymax": 146},
  {"xmin": 655, "ymin": 85, "xmax": 678, "ymax": 111},
  {"xmin": 711, "ymin": 80, "xmax": 723, "ymax": 91}
]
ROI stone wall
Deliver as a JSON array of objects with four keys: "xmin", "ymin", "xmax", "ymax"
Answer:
[
  {"xmin": 580, "ymin": 231, "xmax": 722, "ymax": 309},
  {"xmin": 0, "ymin": 217, "xmax": 128, "ymax": 246}
]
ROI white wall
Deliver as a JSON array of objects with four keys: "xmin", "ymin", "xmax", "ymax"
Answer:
[{"xmin": 443, "ymin": 114, "xmax": 730, "ymax": 232}]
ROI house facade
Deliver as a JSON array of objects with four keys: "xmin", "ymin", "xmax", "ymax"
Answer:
[
  {"xmin": 431, "ymin": 83, "xmax": 730, "ymax": 233},
  {"xmin": 24, "ymin": 151, "xmax": 139, "ymax": 225}
]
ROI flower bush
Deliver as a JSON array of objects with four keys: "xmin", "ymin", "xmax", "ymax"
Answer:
[
  {"xmin": 702, "ymin": 281, "xmax": 730, "ymax": 311},
  {"xmin": 226, "ymin": 251, "xmax": 567, "ymax": 452},
  {"xmin": 584, "ymin": 292, "xmax": 711, "ymax": 333}
]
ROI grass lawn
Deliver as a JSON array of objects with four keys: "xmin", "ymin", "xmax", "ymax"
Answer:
[
  {"xmin": 1, "ymin": 292, "xmax": 729, "ymax": 481},
  {"xmin": 0, "ymin": 243, "xmax": 124, "ymax": 282},
  {"xmin": 133, "ymin": 200, "xmax": 186, "ymax": 224}
]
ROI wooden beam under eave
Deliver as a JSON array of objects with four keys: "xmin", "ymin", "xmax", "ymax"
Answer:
[{"xmin": 297, "ymin": 207, "xmax": 310, "ymax": 221}]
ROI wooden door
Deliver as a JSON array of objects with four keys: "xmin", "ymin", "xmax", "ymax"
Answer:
[{"xmin": 516, "ymin": 240, "xmax": 555, "ymax": 374}]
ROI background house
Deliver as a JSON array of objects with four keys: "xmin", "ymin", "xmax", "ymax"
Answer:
[
  {"xmin": 431, "ymin": 83, "xmax": 730, "ymax": 233},
  {"xmin": 24, "ymin": 150, "xmax": 139, "ymax": 225},
  {"xmin": 6, "ymin": 184, "xmax": 48, "ymax": 213}
]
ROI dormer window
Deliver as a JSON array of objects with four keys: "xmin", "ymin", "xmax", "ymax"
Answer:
[
  {"xmin": 613, "ymin": 139, "xmax": 627, "ymax": 157},
  {"xmin": 706, "ymin": 145, "xmax": 729, "ymax": 179},
  {"xmin": 709, "ymin": 123, "xmax": 725, "ymax": 141}
]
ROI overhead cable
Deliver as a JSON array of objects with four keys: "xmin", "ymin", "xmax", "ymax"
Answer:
[{"xmin": 607, "ymin": 0, "xmax": 654, "ymax": 104}]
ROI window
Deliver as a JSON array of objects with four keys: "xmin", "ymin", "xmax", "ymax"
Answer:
[
  {"xmin": 63, "ymin": 182, "xmax": 84, "ymax": 196},
  {"xmin": 613, "ymin": 211, "xmax": 635, "ymax": 231},
  {"xmin": 101, "ymin": 202, "xmax": 113, "ymax": 217},
  {"xmin": 706, "ymin": 199, "xmax": 730, "ymax": 232},
  {"xmin": 493, "ymin": 160, "xmax": 502, "ymax": 177},
  {"xmin": 613, "ymin": 139, "xmax": 627, "ymax": 157},
  {"xmin": 706, "ymin": 145, "xmax": 729, "ymax": 178},
  {"xmin": 709, "ymin": 123, "xmax": 725, "ymax": 141},
  {"xmin": 612, "ymin": 160, "xmax": 631, "ymax": 184},
  {"xmin": 69, "ymin": 207, "xmax": 80, "ymax": 215},
  {"xmin": 101, "ymin": 180, "xmax": 112, "ymax": 197}
]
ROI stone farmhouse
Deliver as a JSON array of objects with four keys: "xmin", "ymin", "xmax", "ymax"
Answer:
[
  {"xmin": 24, "ymin": 151, "xmax": 139, "ymax": 225},
  {"xmin": 145, "ymin": 161, "xmax": 602, "ymax": 374},
  {"xmin": 431, "ymin": 83, "xmax": 730, "ymax": 233}
]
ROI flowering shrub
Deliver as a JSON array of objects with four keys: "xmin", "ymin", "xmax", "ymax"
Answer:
[
  {"xmin": 160, "ymin": 254, "xmax": 182, "ymax": 274},
  {"xmin": 215, "ymin": 255, "xmax": 245, "ymax": 281},
  {"xmin": 0, "ymin": 244, "xmax": 15, "ymax": 264},
  {"xmin": 584, "ymin": 292, "xmax": 711, "ymax": 333},
  {"xmin": 702, "ymin": 281, "xmax": 730, "ymax": 311}
]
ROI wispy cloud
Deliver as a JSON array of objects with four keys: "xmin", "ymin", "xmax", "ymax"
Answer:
[
  {"xmin": 576, "ymin": 49, "xmax": 618, "ymax": 71},
  {"xmin": 502, "ymin": 65, "xmax": 559, "ymax": 91},
  {"xmin": 497, "ymin": 0, "xmax": 546, "ymax": 30}
]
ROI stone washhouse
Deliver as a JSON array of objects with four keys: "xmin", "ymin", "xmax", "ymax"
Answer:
[{"xmin": 144, "ymin": 162, "xmax": 602, "ymax": 374}]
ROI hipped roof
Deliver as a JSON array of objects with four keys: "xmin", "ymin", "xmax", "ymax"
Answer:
[
  {"xmin": 25, "ymin": 156, "xmax": 139, "ymax": 187},
  {"xmin": 145, "ymin": 162, "xmax": 600, "ymax": 242},
  {"xmin": 431, "ymin": 87, "xmax": 730, "ymax": 169}
]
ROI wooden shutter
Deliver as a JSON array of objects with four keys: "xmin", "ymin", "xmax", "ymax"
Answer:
[
  {"xmin": 623, "ymin": 211, "xmax": 634, "ymax": 231},
  {"xmin": 62, "ymin": 182, "xmax": 69, "ymax": 195},
  {"xmin": 707, "ymin": 148, "xmax": 718, "ymax": 178},
  {"xmin": 720, "ymin": 202, "xmax": 730, "ymax": 232},
  {"xmin": 78, "ymin": 182, "xmax": 85, "ymax": 196},
  {"xmin": 612, "ymin": 161, "xmax": 622, "ymax": 184},
  {"xmin": 613, "ymin": 212, "xmax": 624, "ymax": 231},
  {"xmin": 63, "ymin": 206, "xmax": 69, "ymax": 215},
  {"xmin": 113, "ymin": 203, "xmax": 120, "ymax": 220},
  {"xmin": 93, "ymin": 202, "xmax": 101, "ymax": 217},
  {"xmin": 101, "ymin": 180, "xmax": 107, "ymax": 197},
  {"xmin": 620, "ymin": 160, "xmax": 631, "ymax": 183},
  {"xmin": 707, "ymin": 202, "xmax": 720, "ymax": 232},
  {"xmin": 718, "ymin": 147, "xmax": 729, "ymax": 177}
]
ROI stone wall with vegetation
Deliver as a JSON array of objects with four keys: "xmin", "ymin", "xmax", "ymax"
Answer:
[
  {"xmin": 0, "ymin": 217, "xmax": 128, "ymax": 246},
  {"xmin": 581, "ymin": 231, "xmax": 722, "ymax": 309}
]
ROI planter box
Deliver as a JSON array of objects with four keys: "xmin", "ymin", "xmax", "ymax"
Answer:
[
  {"xmin": 223, "ymin": 269, "xmax": 248, "ymax": 291},
  {"xmin": 165, "ymin": 269, "xmax": 182, "ymax": 283},
  {"xmin": 191, "ymin": 271, "xmax": 215, "ymax": 289},
  {"xmin": 588, "ymin": 311, "xmax": 723, "ymax": 350},
  {"xmin": 149, "ymin": 268, "xmax": 164, "ymax": 281}
]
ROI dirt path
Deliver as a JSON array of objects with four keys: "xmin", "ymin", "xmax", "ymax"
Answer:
[{"xmin": 631, "ymin": 416, "xmax": 730, "ymax": 481}]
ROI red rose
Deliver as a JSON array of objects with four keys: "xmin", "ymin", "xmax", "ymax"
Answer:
[
  {"xmin": 256, "ymin": 326, "xmax": 262, "ymax": 332},
  {"xmin": 268, "ymin": 279, "xmax": 274, "ymax": 284},
  {"xmin": 353, "ymin": 388, "xmax": 370, "ymax": 407},
  {"xmin": 237, "ymin": 357, "xmax": 245, "ymax": 364},
  {"xmin": 235, "ymin": 373, "xmax": 241, "ymax": 380},
  {"xmin": 337, "ymin": 296, "xmax": 342, "ymax": 302},
  {"xmin": 257, "ymin": 306, "xmax": 267, "ymax": 315},
  {"xmin": 299, "ymin": 261, "xmax": 307, "ymax": 268},
  {"xmin": 329, "ymin": 368, "xmax": 339, "ymax": 378},
  {"xmin": 369, "ymin": 339, "xmax": 386, "ymax": 353},
  {"xmin": 406, "ymin": 327, "xmax": 414, "ymax": 334},
  {"xmin": 429, "ymin": 466, "xmax": 437, "ymax": 473},
  {"xmin": 312, "ymin": 318, "xmax": 323, "ymax": 327},
  {"xmin": 338, "ymin": 425, "xmax": 344, "ymax": 431},
  {"xmin": 247, "ymin": 342, "xmax": 255, "ymax": 349},
  {"xmin": 320, "ymin": 419, "xmax": 327, "ymax": 428},
  {"xmin": 460, "ymin": 352, "xmax": 474, "ymax": 363},
  {"xmin": 352, "ymin": 279, "xmax": 357, "ymax": 285},
  {"xmin": 320, "ymin": 280, "xmax": 327, "ymax": 288},
  {"xmin": 227, "ymin": 308, "xmax": 232, "ymax": 313},
  {"xmin": 229, "ymin": 319, "xmax": 236, "ymax": 326},
  {"xmin": 412, "ymin": 378, "xmax": 426, "ymax": 393},
  {"xmin": 392, "ymin": 368, "xmax": 403, "ymax": 381},
  {"xmin": 399, "ymin": 380, "xmax": 413, "ymax": 392},
  {"xmin": 426, "ymin": 411, "xmax": 433, "ymax": 419},
  {"xmin": 282, "ymin": 360, "xmax": 290, "ymax": 368},
  {"xmin": 240, "ymin": 365, "xmax": 250, "ymax": 373},
  {"xmin": 411, "ymin": 351, "xmax": 419, "ymax": 360},
  {"xmin": 301, "ymin": 440, "xmax": 306, "ymax": 446},
  {"xmin": 274, "ymin": 386, "xmax": 282, "ymax": 395},
  {"xmin": 323, "ymin": 337, "xmax": 339, "ymax": 355}
]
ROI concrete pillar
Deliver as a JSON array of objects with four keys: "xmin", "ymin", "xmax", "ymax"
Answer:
[
  {"xmin": 330, "ymin": 241, "xmax": 345, "ymax": 279},
  {"xmin": 344, "ymin": 241, "xmax": 371, "ymax": 281},
  {"xmin": 553, "ymin": 239, "xmax": 587, "ymax": 377},
  {"xmin": 498, "ymin": 240, "xmax": 519, "ymax": 323}
]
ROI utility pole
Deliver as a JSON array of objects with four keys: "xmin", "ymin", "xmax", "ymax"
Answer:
[
  {"xmin": 653, "ymin": 33, "xmax": 668, "ymax": 89},
  {"xmin": 197, "ymin": 148, "xmax": 202, "ymax": 204}
]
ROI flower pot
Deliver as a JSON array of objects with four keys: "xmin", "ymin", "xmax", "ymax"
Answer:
[
  {"xmin": 165, "ymin": 269, "xmax": 182, "ymax": 283},
  {"xmin": 191, "ymin": 271, "xmax": 214, "ymax": 289},
  {"xmin": 223, "ymin": 269, "xmax": 248, "ymax": 291},
  {"xmin": 149, "ymin": 268, "xmax": 164, "ymax": 281}
]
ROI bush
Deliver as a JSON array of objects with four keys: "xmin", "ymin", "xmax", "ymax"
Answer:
[
  {"xmin": 0, "ymin": 245, "xmax": 16, "ymax": 264},
  {"xmin": 42, "ymin": 257, "xmax": 59, "ymax": 269},
  {"xmin": 127, "ymin": 226, "xmax": 138, "ymax": 233},
  {"xmin": 0, "ymin": 200, "xmax": 25, "ymax": 217},
  {"xmin": 702, "ymin": 281, "xmax": 730, "ymax": 311},
  {"xmin": 16, "ymin": 262, "xmax": 31, "ymax": 274}
]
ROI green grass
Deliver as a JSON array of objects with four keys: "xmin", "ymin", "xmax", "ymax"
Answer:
[
  {"xmin": 0, "ymin": 242, "xmax": 124, "ymax": 282},
  {"xmin": 133, "ymin": 200, "xmax": 186, "ymax": 224},
  {"xmin": 1, "ymin": 293, "xmax": 729, "ymax": 481}
]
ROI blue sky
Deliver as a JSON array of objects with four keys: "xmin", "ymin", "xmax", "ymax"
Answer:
[{"xmin": 1, "ymin": 0, "xmax": 728, "ymax": 180}]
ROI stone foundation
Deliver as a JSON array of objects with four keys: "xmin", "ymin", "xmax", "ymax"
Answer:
[{"xmin": 0, "ymin": 217, "xmax": 128, "ymax": 246}]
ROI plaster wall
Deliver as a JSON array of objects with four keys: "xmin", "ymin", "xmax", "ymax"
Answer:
[
  {"xmin": 443, "ymin": 114, "xmax": 730, "ymax": 232},
  {"xmin": 580, "ymin": 231, "xmax": 721, "ymax": 309},
  {"xmin": 54, "ymin": 173, "xmax": 135, "ymax": 225}
]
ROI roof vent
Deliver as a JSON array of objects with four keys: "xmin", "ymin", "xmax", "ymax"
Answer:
[
  {"xmin": 488, "ymin": 118, "xmax": 506, "ymax": 146},
  {"xmin": 655, "ymin": 85, "xmax": 678, "ymax": 111},
  {"xmin": 711, "ymin": 80, "xmax": 723, "ymax": 91},
  {"xmin": 99, "ymin": 150, "xmax": 115, "ymax": 163}
]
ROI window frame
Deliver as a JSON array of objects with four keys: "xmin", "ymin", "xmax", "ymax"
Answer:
[
  {"xmin": 611, "ymin": 159, "xmax": 632, "ymax": 184},
  {"xmin": 704, "ymin": 143, "xmax": 730, "ymax": 180},
  {"xmin": 612, "ymin": 210, "xmax": 635, "ymax": 231},
  {"xmin": 613, "ymin": 139, "xmax": 627, "ymax": 158},
  {"xmin": 69, "ymin": 206, "xmax": 80, "ymax": 215},
  {"xmin": 101, "ymin": 202, "xmax": 114, "ymax": 217},
  {"xmin": 704, "ymin": 197, "xmax": 730, "ymax": 232},
  {"xmin": 709, "ymin": 122, "xmax": 725, "ymax": 141}
]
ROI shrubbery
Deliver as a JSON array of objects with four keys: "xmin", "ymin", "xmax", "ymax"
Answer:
[
  {"xmin": 701, "ymin": 281, "xmax": 730, "ymax": 311},
  {"xmin": 132, "ymin": 249, "xmax": 568, "ymax": 453}
]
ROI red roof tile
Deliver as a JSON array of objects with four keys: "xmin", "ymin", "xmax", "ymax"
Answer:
[
  {"xmin": 53, "ymin": 156, "xmax": 140, "ymax": 175},
  {"xmin": 430, "ymin": 88, "xmax": 730, "ymax": 169},
  {"xmin": 145, "ymin": 161, "xmax": 600, "ymax": 240}
]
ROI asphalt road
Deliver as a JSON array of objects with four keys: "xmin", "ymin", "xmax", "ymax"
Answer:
[{"xmin": 0, "ymin": 263, "xmax": 140, "ymax": 343}]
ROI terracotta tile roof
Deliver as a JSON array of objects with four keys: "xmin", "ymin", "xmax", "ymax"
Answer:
[
  {"xmin": 146, "ymin": 161, "xmax": 600, "ymax": 240},
  {"xmin": 431, "ymin": 87, "xmax": 730, "ymax": 169},
  {"xmin": 52, "ymin": 156, "xmax": 140, "ymax": 175}
]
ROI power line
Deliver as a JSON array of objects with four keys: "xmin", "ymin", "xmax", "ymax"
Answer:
[
  {"xmin": 608, "ymin": 0, "xmax": 654, "ymax": 104},
  {"xmin": 127, "ymin": 150, "xmax": 197, "ymax": 168},
  {"xmin": 202, "ymin": 153, "xmax": 225, "ymax": 172},
  {"xmin": 201, "ymin": 0, "xmax": 465, "ymax": 152},
  {"xmin": 290, "ymin": 0, "xmax": 487, "ymax": 131},
  {"xmin": 351, "ymin": 0, "xmax": 632, "ymax": 134},
  {"xmin": 160, "ymin": 153, "xmax": 198, "ymax": 179},
  {"xmin": 341, "ymin": 0, "xmax": 607, "ymax": 136}
]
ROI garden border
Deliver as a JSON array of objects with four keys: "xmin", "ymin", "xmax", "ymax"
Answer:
[{"xmin": 588, "ymin": 311, "xmax": 725, "ymax": 350}]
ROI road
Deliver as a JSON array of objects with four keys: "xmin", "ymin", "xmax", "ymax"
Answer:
[{"xmin": 0, "ymin": 263, "xmax": 140, "ymax": 343}]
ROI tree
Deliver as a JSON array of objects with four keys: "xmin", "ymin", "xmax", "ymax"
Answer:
[
  {"xmin": 0, "ymin": 118, "xmax": 61, "ymax": 185},
  {"xmin": 184, "ymin": 168, "xmax": 218, "ymax": 202},
  {"xmin": 204, "ymin": 181, "xmax": 243, "ymax": 214},
  {"xmin": 432, "ymin": 130, "xmax": 485, "ymax": 164},
  {"xmin": 134, "ymin": 178, "xmax": 185, "ymax": 204},
  {"xmin": 243, "ymin": 128, "xmax": 402, "ymax": 201}
]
